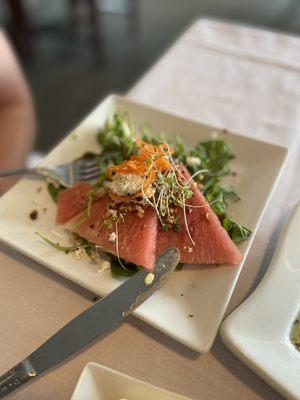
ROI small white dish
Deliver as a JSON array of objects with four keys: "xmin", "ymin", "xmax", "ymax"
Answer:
[
  {"xmin": 221, "ymin": 203, "xmax": 300, "ymax": 400},
  {"xmin": 0, "ymin": 95, "xmax": 288, "ymax": 352},
  {"xmin": 70, "ymin": 362, "xmax": 192, "ymax": 400}
]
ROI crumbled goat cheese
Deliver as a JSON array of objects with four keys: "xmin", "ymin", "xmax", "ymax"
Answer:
[
  {"xmin": 108, "ymin": 232, "xmax": 117, "ymax": 242},
  {"xmin": 108, "ymin": 173, "xmax": 143, "ymax": 196},
  {"xmin": 74, "ymin": 247, "xmax": 84, "ymax": 259},
  {"xmin": 108, "ymin": 208, "xmax": 117, "ymax": 218},
  {"xmin": 97, "ymin": 260, "xmax": 111, "ymax": 273},
  {"xmin": 186, "ymin": 156, "xmax": 201, "ymax": 168}
]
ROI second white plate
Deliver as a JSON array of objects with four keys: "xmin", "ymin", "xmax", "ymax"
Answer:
[{"xmin": 221, "ymin": 203, "xmax": 300, "ymax": 400}]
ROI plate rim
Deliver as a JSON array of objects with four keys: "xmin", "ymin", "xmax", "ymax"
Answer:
[{"xmin": 70, "ymin": 361, "xmax": 193, "ymax": 399}]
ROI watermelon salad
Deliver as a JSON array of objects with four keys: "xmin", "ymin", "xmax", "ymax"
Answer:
[{"xmin": 38, "ymin": 112, "xmax": 251, "ymax": 276}]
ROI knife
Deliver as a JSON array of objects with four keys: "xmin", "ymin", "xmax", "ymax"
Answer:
[{"xmin": 0, "ymin": 248, "xmax": 180, "ymax": 399}]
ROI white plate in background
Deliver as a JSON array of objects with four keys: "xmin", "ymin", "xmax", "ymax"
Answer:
[
  {"xmin": 71, "ymin": 362, "xmax": 192, "ymax": 400},
  {"xmin": 0, "ymin": 95, "xmax": 288, "ymax": 352},
  {"xmin": 221, "ymin": 203, "xmax": 300, "ymax": 400}
]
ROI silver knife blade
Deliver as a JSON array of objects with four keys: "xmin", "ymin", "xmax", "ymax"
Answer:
[{"xmin": 0, "ymin": 248, "xmax": 180, "ymax": 398}]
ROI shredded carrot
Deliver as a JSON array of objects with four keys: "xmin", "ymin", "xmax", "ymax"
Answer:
[
  {"xmin": 107, "ymin": 141, "xmax": 172, "ymax": 179},
  {"xmin": 106, "ymin": 141, "xmax": 173, "ymax": 201}
]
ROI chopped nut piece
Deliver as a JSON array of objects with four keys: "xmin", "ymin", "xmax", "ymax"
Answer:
[
  {"xmin": 135, "ymin": 205, "xmax": 144, "ymax": 213},
  {"xmin": 183, "ymin": 246, "xmax": 193, "ymax": 253},
  {"xmin": 144, "ymin": 273, "xmax": 155, "ymax": 285},
  {"xmin": 137, "ymin": 212, "xmax": 144, "ymax": 219},
  {"xmin": 96, "ymin": 187, "xmax": 106, "ymax": 199},
  {"xmin": 167, "ymin": 215, "xmax": 175, "ymax": 224}
]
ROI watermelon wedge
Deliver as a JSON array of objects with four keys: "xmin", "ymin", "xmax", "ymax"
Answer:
[
  {"xmin": 56, "ymin": 182, "xmax": 92, "ymax": 224},
  {"xmin": 156, "ymin": 167, "xmax": 242, "ymax": 265},
  {"xmin": 74, "ymin": 196, "xmax": 158, "ymax": 270},
  {"xmin": 55, "ymin": 171, "xmax": 242, "ymax": 267}
]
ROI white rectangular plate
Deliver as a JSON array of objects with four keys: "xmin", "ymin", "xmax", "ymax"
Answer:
[
  {"xmin": 0, "ymin": 95, "xmax": 288, "ymax": 352},
  {"xmin": 221, "ymin": 203, "xmax": 300, "ymax": 400},
  {"xmin": 71, "ymin": 362, "xmax": 192, "ymax": 400}
]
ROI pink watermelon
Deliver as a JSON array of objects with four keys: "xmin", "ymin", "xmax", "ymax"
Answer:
[
  {"xmin": 56, "ymin": 182, "xmax": 92, "ymax": 224},
  {"xmin": 155, "ymin": 167, "xmax": 242, "ymax": 265},
  {"xmin": 74, "ymin": 196, "xmax": 158, "ymax": 270},
  {"xmin": 55, "ymin": 171, "xmax": 242, "ymax": 268}
]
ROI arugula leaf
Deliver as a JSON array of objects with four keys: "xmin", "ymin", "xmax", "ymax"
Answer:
[
  {"xmin": 98, "ymin": 112, "xmax": 136, "ymax": 159},
  {"xmin": 47, "ymin": 183, "xmax": 64, "ymax": 203},
  {"xmin": 142, "ymin": 131, "xmax": 166, "ymax": 145},
  {"xmin": 222, "ymin": 218, "xmax": 252, "ymax": 244},
  {"xmin": 173, "ymin": 136, "xmax": 187, "ymax": 161}
]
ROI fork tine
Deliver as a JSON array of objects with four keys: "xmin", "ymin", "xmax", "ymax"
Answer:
[
  {"xmin": 80, "ymin": 170, "xmax": 100, "ymax": 181},
  {"xmin": 82, "ymin": 164, "xmax": 100, "ymax": 173},
  {"xmin": 81, "ymin": 158, "xmax": 99, "ymax": 168},
  {"xmin": 79, "ymin": 168, "xmax": 100, "ymax": 180}
]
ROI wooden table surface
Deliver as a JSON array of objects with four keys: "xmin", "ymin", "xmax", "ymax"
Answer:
[{"xmin": 1, "ymin": 19, "xmax": 300, "ymax": 399}]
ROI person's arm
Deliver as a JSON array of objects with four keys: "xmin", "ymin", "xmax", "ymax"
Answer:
[{"xmin": 0, "ymin": 30, "xmax": 36, "ymax": 194}]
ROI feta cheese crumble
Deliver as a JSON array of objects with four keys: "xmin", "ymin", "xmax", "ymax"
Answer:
[
  {"xmin": 108, "ymin": 232, "xmax": 117, "ymax": 242},
  {"xmin": 73, "ymin": 247, "xmax": 84, "ymax": 259}
]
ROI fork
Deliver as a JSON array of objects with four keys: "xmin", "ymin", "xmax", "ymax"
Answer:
[{"xmin": 0, "ymin": 156, "xmax": 100, "ymax": 187}]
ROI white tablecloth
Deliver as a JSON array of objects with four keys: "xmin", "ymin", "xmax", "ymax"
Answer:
[
  {"xmin": 1, "ymin": 19, "xmax": 300, "ymax": 400},
  {"xmin": 129, "ymin": 18, "xmax": 300, "ymax": 309}
]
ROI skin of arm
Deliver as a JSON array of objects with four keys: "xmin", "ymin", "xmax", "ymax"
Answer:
[{"xmin": 0, "ymin": 30, "xmax": 36, "ymax": 194}]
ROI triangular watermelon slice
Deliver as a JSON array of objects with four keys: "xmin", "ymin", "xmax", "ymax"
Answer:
[
  {"xmin": 55, "ymin": 167, "xmax": 242, "ymax": 268},
  {"xmin": 56, "ymin": 182, "xmax": 92, "ymax": 224},
  {"xmin": 74, "ymin": 196, "xmax": 158, "ymax": 270},
  {"xmin": 155, "ymin": 167, "xmax": 242, "ymax": 265}
]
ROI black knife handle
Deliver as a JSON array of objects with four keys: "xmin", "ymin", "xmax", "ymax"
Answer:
[{"xmin": 0, "ymin": 359, "xmax": 37, "ymax": 399}]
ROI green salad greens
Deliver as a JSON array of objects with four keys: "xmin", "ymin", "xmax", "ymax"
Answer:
[{"xmin": 44, "ymin": 111, "xmax": 251, "ymax": 277}]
